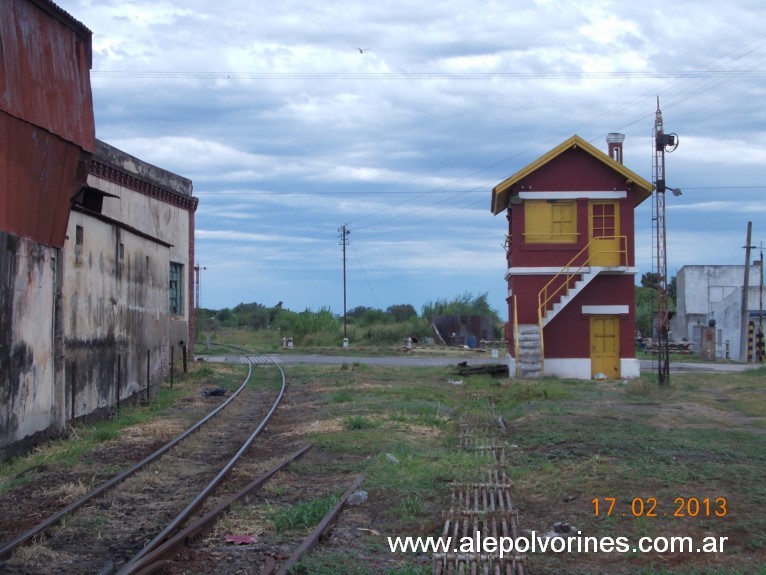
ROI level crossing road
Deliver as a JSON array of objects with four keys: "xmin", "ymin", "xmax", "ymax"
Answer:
[
  {"xmin": 197, "ymin": 353, "xmax": 761, "ymax": 372},
  {"xmin": 198, "ymin": 353, "xmax": 503, "ymax": 368}
]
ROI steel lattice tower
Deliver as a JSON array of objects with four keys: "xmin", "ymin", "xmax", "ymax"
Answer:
[{"xmin": 652, "ymin": 99, "xmax": 677, "ymax": 385}]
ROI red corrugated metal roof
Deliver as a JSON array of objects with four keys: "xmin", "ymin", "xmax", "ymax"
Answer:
[
  {"xmin": 0, "ymin": 0, "xmax": 95, "ymax": 151},
  {"xmin": 27, "ymin": 0, "xmax": 93, "ymax": 45},
  {"xmin": 0, "ymin": 0, "xmax": 95, "ymax": 247}
]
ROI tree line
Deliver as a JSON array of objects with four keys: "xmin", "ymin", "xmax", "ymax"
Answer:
[
  {"xmin": 196, "ymin": 292, "xmax": 503, "ymax": 347},
  {"xmin": 197, "ymin": 282, "xmax": 670, "ymax": 348},
  {"xmin": 635, "ymin": 272, "xmax": 677, "ymax": 338}
]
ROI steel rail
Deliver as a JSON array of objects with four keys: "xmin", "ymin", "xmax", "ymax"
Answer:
[
  {"xmin": 258, "ymin": 472, "xmax": 366, "ymax": 575},
  {"xmin": 117, "ymin": 355, "xmax": 287, "ymax": 574},
  {"xmin": 126, "ymin": 444, "xmax": 312, "ymax": 575},
  {"xmin": 0, "ymin": 354, "xmax": 253, "ymax": 560}
]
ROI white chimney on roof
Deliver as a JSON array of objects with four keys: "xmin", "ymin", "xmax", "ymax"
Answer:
[{"xmin": 606, "ymin": 133, "xmax": 625, "ymax": 164}]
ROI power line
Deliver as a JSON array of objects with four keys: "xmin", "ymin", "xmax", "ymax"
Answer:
[
  {"xmin": 350, "ymin": 243, "xmax": 380, "ymax": 309},
  {"xmin": 194, "ymin": 189, "xmax": 492, "ymax": 195},
  {"xmin": 193, "ymin": 185, "xmax": 766, "ymax": 196},
  {"xmin": 92, "ymin": 70, "xmax": 766, "ymax": 80}
]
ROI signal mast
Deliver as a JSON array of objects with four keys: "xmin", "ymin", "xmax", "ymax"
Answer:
[{"xmin": 652, "ymin": 98, "xmax": 679, "ymax": 385}]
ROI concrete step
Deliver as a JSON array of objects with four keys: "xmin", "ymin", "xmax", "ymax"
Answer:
[
  {"xmin": 518, "ymin": 327, "xmax": 540, "ymax": 334},
  {"xmin": 515, "ymin": 324, "xmax": 543, "ymax": 378},
  {"xmin": 519, "ymin": 364, "xmax": 542, "ymax": 372}
]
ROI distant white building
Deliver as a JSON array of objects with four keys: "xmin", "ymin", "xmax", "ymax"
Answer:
[{"xmin": 672, "ymin": 264, "xmax": 765, "ymax": 361}]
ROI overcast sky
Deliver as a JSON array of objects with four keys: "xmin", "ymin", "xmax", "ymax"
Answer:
[{"xmin": 56, "ymin": 0, "xmax": 766, "ymax": 316}]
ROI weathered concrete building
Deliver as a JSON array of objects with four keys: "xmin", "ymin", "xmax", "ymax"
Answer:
[
  {"xmin": 1, "ymin": 0, "xmax": 198, "ymax": 459},
  {"xmin": 63, "ymin": 140, "xmax": 197, "ymax": 421},
  {"xmin": 672, "ymin": 264, "xmax": 765, "ymax": 361},
  {"xmin": 1, "ymin": 0, "xmax": 95, "ymax": 458},
  {"xmin": 86, "ymin": 140, "xmax": 197, "ymax": 354}
]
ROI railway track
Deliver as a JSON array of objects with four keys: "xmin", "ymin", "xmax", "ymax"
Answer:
[
  {"xmin": 0, "ymin": 355, "xmax": 289, "ymax": 574},
  {"xmin": 434, "ymin": 398, "xmax": 527, "ymax": 575},
  {"xmin": 1, "ymin": 350, "xmax": 372, "ymax": 575}
]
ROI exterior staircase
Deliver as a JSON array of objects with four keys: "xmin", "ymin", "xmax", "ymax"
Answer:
[
  {"xmin": 540, "ymin": 267, "xmax": 602, "ymax": 326},
  {"xmin": 514, "ymin": 267, "xmax": 605, "ymax": 378}
]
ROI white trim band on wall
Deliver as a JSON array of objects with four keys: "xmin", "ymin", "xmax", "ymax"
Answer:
[
  {"xmin": 506, "ymin": 267, "xmax": 638, "ymax": 275},
  {"xmin": 517, "ymin": 191, "xmax": 627, "ymax": 200},
  {"xmin": 581, "ymin": 305, "xmax": 630, "ymax": 315}
]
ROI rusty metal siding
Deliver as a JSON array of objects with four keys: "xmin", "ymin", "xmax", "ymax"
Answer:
[
  {"xmin": 0, "ymin": 0, "xmax": 95, "ymax": 247},
  {"xmin": 0, "ymin": 112, "xmax": 90, "ymax": 246},
  {"xmin": 0, "ymin": 0, "xmax": 94, "ymax": 149}
]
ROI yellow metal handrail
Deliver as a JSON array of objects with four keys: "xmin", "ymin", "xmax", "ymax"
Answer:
[
  {"xmin": 537, "ymin": 235, "xmax": 627, "ymax": 325},
  {"xmin": 512, "ymin": 295, "xmax": 520, "ymax": 378},
  {"xmin": 539, "ymin": 320, "xmax": 545, "ymax": 376}
]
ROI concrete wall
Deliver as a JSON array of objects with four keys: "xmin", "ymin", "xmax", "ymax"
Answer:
[
  {"xmin": 673, "ymin": 264, "xmax": 764, "ymax": 360},
  {"xmin": 90, "ymin": 173, "xmax": 191, "ymax": 347},
  {"xmin": 62, "ymin": 209, "xmax": 170, "ymax": 418},
  {"xmin": 708, "ymin": 285, "xmax": 765, "ymax": 361},
  {"xmin": 0, "ymin": 211, "xmax": 176, "ymax": 459},
  {"xmin": 88, "ymin": 139, "xmax": 196, "ymax": 353},
  {"xmin": 0, "ymin": 231, "xmax": 63, "ymax": 458}
]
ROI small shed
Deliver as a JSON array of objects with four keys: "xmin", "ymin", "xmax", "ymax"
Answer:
[{"xmin": 432, "ymin": 315, "xmax": 495, "ymax": 348}]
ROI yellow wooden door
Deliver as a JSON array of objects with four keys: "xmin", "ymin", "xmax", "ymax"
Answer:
[
  {"xmin": 591, "ymin": 316, "xmax": 620, "ymax": 378},
  {"xmin": 588, "ymin": 201, "xmax": 620, "ymax": 266}
]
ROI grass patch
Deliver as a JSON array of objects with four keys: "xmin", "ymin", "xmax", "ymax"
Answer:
[
  {"xmin": 292, "ymin": 550, "xmax": 431, "ymax": 575},
  {"xmin": 291, "ymin": 550, "xmax": 372, "ymax": 575},
  {"xmin": 331, "ymin": 389, "xmax": 354, "ymax": 403},
  {"xmin": 267, "ymin": 494, "xmax": 337, "ymax": 533},
  {"xmin": 623, "ymin": 377, "xmax": 661, "ymax": 398},
  {"xmin": 344, "ymin": 415, "xmax": 376, "ymax": 430},
  {"xmin": 288, "ymin": 362, "xmax": 766, "ymax": 572}
]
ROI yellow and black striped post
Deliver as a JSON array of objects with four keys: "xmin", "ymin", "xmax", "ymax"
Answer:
[
  {"xmin": 747, "ymin": 321, "xmax": 754, "ymax": 362},
  {"xmin": 756, "ymin": 328, "xmax": 765, "ymax": 363}
]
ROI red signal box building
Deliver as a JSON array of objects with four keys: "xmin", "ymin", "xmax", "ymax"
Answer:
[{"xmin": 491, "ymin": 134, "xmax": 652, "ymax": 379}]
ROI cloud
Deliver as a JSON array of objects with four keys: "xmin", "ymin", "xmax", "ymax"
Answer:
[{"xmin": 56, "ymin": 0, "xmax": 766, "ymax": 313}]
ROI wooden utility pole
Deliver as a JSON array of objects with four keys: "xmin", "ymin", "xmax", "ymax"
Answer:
[
  {"xmin": 760, "ymin": 242, "xmax": 764, "ymax": 362},
  {"xmin": 760, "ymin": 243, "xmax": 764, "ymax": 334},
  {"xmin": 741, "ymin": 221, "xmax": 753, "ymax": 362},
  {"xmin": 338, "ymin": 224, "xmax": 350, "ymax": 339}
]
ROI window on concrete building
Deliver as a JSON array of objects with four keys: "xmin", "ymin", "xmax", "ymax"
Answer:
[
  {"xmin": 75, "ymin": 225, "xmax": 83, "ymax": 246},
  {"xmin": 524, "ymin": 200, "xmax": 577, "ymax": 243},
  {"xmin": 170, "ymin": 262, "xmax": 183, "ymax": 315}
]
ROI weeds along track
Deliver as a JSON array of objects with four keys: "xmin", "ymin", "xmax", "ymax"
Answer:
[
  {"xmin": 434, "ymin": 396, "xmax": 527, "ymax": 575},
  {"xmin": 0, "ymin": 355, "xmax": 287, "ymax": 575}
]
